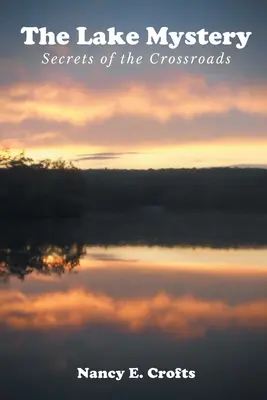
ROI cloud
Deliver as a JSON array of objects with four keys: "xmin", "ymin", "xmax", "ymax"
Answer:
[
  {"xmin": 88, "ymin": 252, "xmax": 138, "ymax": 262},
  {"xmin": 1, "ymin": 74, "xmax": 267, "ymax": 154},
  {"xmin": 77, "ymin": 155, "xmax": 120, "ymax": 161},
  {"xmin": 0, "ymin": 289, "xmax": 267, "ymax": 338},
  {"xmin": 75, "ymin": 152, "xmax": 139, "ymax": 161},
  {"xmin": 1, "ymin": 74, "xmax": 267, "ymax": 129},
  {"xmin": 2, "ymin": 110, "xmax": 266, "ymax": 152}
]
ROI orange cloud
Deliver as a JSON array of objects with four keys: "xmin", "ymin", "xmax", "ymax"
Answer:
[
  {"xmin": 0, "ymin": 75, "xmax": 267, "ymax": 126},
  {"xmin": 0, "ymin": 289, "xmax": 267, "ymax": 338}
]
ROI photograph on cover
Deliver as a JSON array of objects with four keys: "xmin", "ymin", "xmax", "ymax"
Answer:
[{"xmin": 0, "ymin": 0, "xmax": 267, "ymax": 399}]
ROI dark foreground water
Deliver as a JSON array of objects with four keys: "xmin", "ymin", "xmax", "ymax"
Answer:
[{"xmin": 0, "ymin": 215, "xmax": 267, "ymax": 399}]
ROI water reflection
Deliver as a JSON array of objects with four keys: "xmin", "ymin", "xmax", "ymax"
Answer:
[
  {"xmin": 1, "ymin": 288, "xmax": 267, "ymax": 338},
  {"xmin": 0, "ymin": 218, "xmax": 267, "ymax": 399},
  {"xmin": 1, "ymin": 243, "xmax": 267, "ymax": 337},
  {"xmin": 0, "ymin": 244, "xmax": 86, "ymax": 282}
]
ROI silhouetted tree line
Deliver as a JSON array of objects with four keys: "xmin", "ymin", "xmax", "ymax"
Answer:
[
  {"xmin": 83, "ymin": 168, "xmax": 267, "ymax": 213},
  {"xmin": 0, "ymin": 149, "xmax": 86, "ymax": 218},
  {"xmin": 2, "ymin": 148, "xmax": 267, "ymax": 217}
]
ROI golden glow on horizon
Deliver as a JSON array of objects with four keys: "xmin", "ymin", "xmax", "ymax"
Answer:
[{"xmin": 10, "ymin": 141, "xmax": 267, "ymax": 169}]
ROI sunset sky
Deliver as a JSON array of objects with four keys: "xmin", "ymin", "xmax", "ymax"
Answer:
[{"xmin": 1, "ymin": 0, "xmax": 267, "ymax": 169}]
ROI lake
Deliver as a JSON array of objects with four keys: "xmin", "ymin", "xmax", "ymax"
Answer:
[{"xmin": 0, "ymin": 215, "xmax": 267, "ymax": 399}]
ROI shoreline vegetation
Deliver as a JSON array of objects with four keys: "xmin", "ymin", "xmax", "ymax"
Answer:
[
  {"xmin": 1, "ymin": 213, "xmax": 267, "ymax": 282},
  {"xmin": 1, "ymin": 149, "xmax": 267, "ymax": 218},
  {"xmin": 0, "ymin": 149, "xmax": 86, "ymax": 218}
]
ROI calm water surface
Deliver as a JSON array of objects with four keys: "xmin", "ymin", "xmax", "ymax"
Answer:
[{"xmin": 0, "ymin": 218, "xmax": 267, "ymax": 399}]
